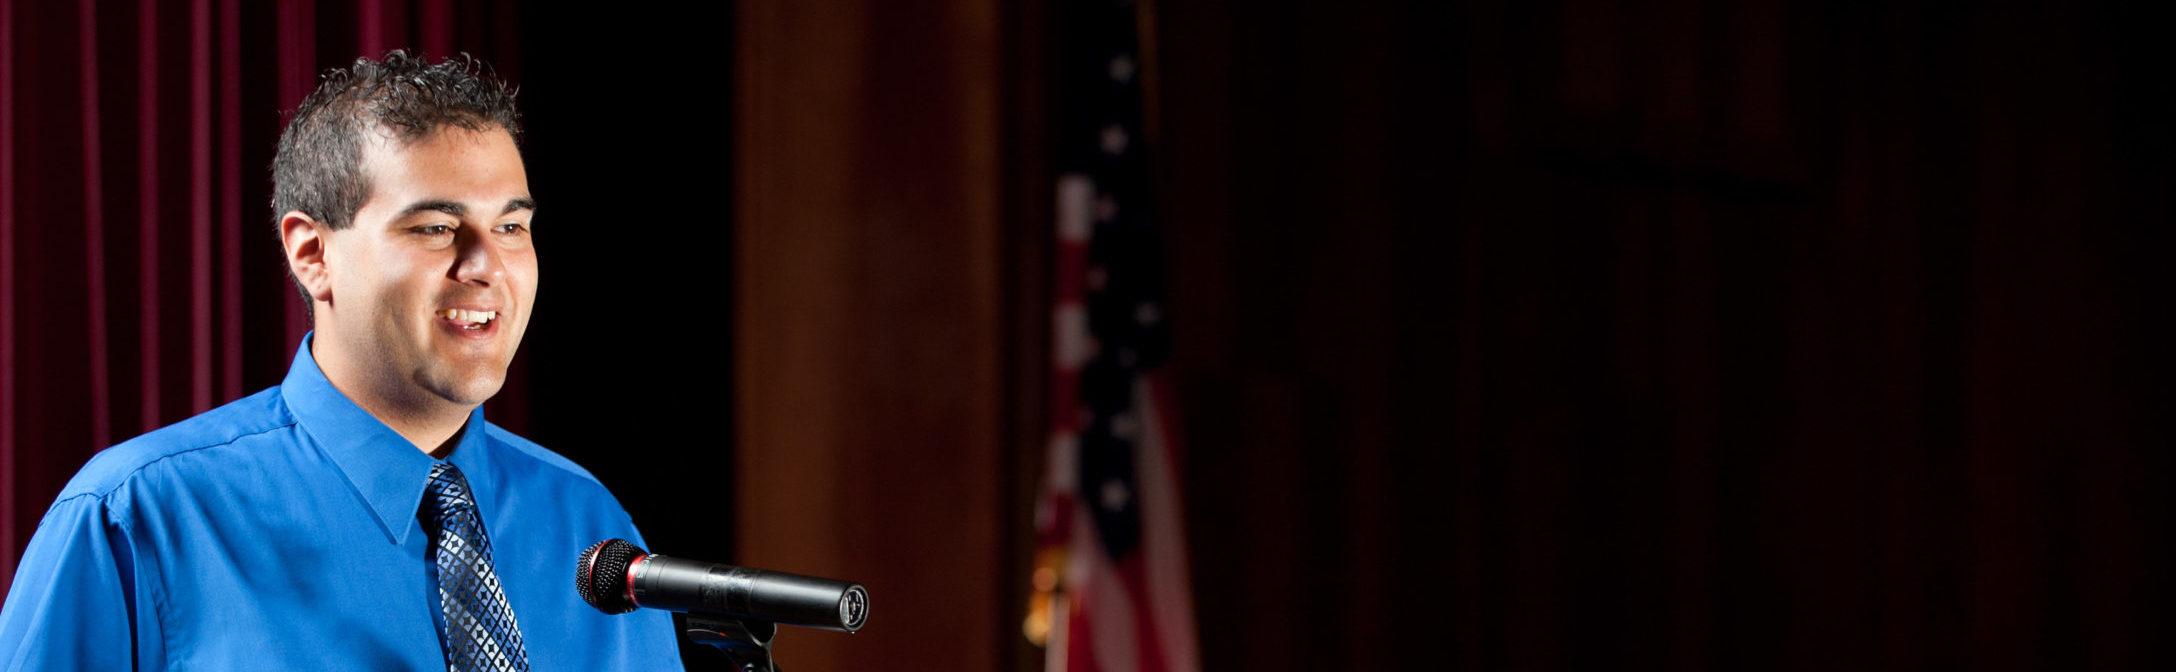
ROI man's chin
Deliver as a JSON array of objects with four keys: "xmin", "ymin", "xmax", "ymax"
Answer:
[{"xmin": 422, "ymin": 371, "xmax": 507, "ymax": 408}]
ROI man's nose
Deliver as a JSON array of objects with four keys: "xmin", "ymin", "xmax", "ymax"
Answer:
[{"xmin": 450, "ymin": 226, "xmax": 504, "ymax": 285}]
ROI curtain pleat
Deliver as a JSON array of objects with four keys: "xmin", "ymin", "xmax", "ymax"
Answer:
[
  {"xmin": 0, "ymin": 0, "xmax": 20, "ymax": 585},
  {"xmin": 218, "ymin": 0, "xmax": 241, "ymax": 404},
  {"xmin": 136, "ymin": 0, "xmax": 162, "ymax": 434}
]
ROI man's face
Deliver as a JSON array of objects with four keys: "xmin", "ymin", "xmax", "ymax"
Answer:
[{"xmin": 323, "ymin": 125, "xmax": 536, "ymax": 410}]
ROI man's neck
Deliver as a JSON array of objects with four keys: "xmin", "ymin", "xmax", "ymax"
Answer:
[{"xmin": 310, "ymin": 335, "xmax": 473, "ymax": 457}]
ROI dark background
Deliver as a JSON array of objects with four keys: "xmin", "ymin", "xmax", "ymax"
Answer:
[
  {"xmin": 4, "ymin": 0, "xmax": 2171, "ymax": 670},
  {"xmin": 516, "ymin": 4, "xmax": 738, "ymax": 669},
  {"xmin": 1149, "ymin": 0, "xmax": 2172, "ymax": 668}
]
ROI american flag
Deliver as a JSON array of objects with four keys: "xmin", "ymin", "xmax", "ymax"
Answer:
[{"xmin": 1027, "ymin": 1, "xmax": 1200, "ymax": 671}]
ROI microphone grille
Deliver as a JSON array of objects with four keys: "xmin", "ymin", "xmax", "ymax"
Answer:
[{"xmin": 576, "ymin": 538, "xmax": 644, "ymax": 614}]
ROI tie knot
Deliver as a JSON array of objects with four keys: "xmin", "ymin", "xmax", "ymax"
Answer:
[{"xmin": 425, "ymin": 462, "xmax": 476, "ymax": 513}]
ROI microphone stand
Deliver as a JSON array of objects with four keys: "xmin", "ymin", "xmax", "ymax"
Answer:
[{"xmin": 686, "ymin": 616, "xmax": 781, "ymax": 672}]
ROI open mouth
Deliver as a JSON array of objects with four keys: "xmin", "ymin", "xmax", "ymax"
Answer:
[{"xmin": 437, "ymin": 308, "xmax": 501, "ymax": 339}]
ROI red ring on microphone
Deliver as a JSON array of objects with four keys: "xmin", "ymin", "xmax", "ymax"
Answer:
[{"xmin": 624, "ymin": 553, "xmax": 650, "ymax": 608}]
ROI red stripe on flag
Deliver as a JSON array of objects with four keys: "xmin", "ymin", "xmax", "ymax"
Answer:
[
  {"xmin": 1064, "ymin": 587, "xmax": 1099, "ymax": 672},
  {"xmin": 1116, "ymin": 553, "xmax": 1174, "ymax": 672}
]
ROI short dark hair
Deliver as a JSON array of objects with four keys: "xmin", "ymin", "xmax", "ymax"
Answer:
[{"xmin": 270, "ymin": 50, "xmax": 522, "ymax": 311}]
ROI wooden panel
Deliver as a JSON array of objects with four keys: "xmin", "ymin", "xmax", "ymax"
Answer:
[{"xmin": 733, "ymin": 0, "xmax": 1005, "ymax": 670}]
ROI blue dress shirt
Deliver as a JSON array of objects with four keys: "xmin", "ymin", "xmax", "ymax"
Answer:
[{"xmin": 0, "ymin": 333, "xmax": 684, "ymax": 670}]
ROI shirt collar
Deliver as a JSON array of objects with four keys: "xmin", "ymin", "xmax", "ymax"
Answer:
[{"xmin": 281, "ymin": 331, "xmax": 499, "ymax": 545}]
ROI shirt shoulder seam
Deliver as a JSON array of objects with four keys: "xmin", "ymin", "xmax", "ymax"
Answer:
[{"xmin": 83, "ymin": 420, "xmax": 300, "ymax": 503}]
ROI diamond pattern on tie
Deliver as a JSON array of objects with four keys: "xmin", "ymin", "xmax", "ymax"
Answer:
[{"xmin": 423, "ymin": 462, "xmax": 531, "ymax": 672}]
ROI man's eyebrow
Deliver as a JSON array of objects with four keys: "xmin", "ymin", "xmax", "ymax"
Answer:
[
  {"xmin": 395, "ymin": 199, "xmax": 467, "ymax": 220},
  {"xmin": 392, "ymin": 197, "xmax": 536, "ymax": 221}
]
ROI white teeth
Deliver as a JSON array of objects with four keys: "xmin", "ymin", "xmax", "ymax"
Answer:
[{"xmin": 441, "ymin": 308, "xmax": 497, "ymax": 325}]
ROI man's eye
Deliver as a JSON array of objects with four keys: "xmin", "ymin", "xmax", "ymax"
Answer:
[
  {"xmin": 495, "ymin": 223, "xmax": 528, "ymax": 234},
  {"xmin": 415, "ymin": 225, "xmax": 454, "ymax": 235}
]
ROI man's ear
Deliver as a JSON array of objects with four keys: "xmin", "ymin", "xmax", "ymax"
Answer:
[{"xmin": 279, "ymin": 211, "xmax": 334, "ymax": 303}]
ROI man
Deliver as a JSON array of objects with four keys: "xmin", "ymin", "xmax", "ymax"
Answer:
[{"xmin": 0, "ymin": 52, "xmax": 682, "ymax": 670}]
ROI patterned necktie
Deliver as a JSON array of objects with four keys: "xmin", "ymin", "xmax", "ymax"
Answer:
[{"xmin": 422, "ymin": 461, "xmax": 531, "ymax": 672}]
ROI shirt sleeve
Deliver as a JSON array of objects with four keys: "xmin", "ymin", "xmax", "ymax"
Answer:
[{"xmin": 0, "ymin": 494, "xmax": 148, "ymax": 670}]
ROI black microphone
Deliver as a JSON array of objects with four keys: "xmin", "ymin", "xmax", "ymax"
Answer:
[{"xmin": 575, "ymin": 539, "xmax": 869, "ymax": 633}]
